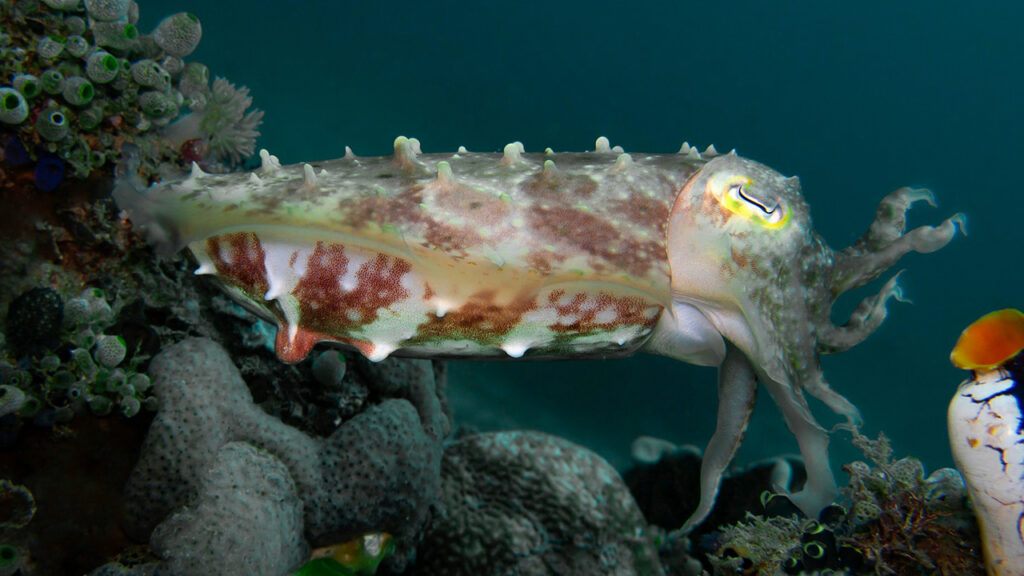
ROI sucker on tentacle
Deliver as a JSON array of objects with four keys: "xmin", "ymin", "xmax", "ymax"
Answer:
[{"xmin": 113, "ymin": 136, "xmax": 964, "ymax": 534}]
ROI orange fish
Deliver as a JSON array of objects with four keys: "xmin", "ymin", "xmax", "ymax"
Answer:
[{"xmin": 950, "ymin": 309, "xmax": 1024, "ymax": 371}]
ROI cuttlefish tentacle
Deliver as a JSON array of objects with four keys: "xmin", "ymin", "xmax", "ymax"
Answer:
[
  {"xmin": 816, "ymin": 272, "xmax": 909, "ymax": 354},
  {"xmin": 831, "ymin": 187, "xmax": 966, "ymax": 295},
  {"xmin": 680, "ymin": 343, "xmax": 758, "ymax": 534},
  {"xmin": 759, "ymin": 372, "xmax": 839, "ymax": 519},
  {"xmin": 799, "ymin": 361, "xmax": 861, "ymax": 428}
]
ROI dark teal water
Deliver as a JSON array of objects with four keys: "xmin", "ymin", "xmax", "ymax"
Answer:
[{"xmin": 141, "ymin": 1, "xmax": 1018, "ymax": 475}]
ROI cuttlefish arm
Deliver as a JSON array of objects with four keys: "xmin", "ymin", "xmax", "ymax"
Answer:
[
  {"xmin": 679, "ymin": 343, "xmax": 757, "ymax": 534},
  {"xmin": 659, "ymin": 155, "xmax": 964, "ymax": 533},
  {"xmin": 820, "ymin": 188, "xmax": 967, "ymax": 353}
]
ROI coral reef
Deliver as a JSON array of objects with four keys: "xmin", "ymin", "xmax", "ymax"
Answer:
[
  {"xmin": 3, "ymin": 287, "xmax": 62, "ymax": 357},
  {"xmin": 0, "ymin": 4, "xmax": 979, "ymax": 575},
  {"xmin": 0, "ymin": 405, "xmax": 150, "ymax": 575}
]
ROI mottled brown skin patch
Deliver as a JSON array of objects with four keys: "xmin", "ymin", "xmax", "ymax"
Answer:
[
  {"xmin": 207, "ymin": 233, "xmax": 269, "ymax": 300},
  {"xmin": 612, "ymin": 189, "xmax": 671, "ymax": 231},
  {"xmin": 291, "ymin": 243, "xmax": 412, "ymax": 335},
  {"xmin": 409, "ymin": 290, "xmax": 538, "ymax": 345},
  {"xmin": 341, "ymin": 186, "xmax": 424, "ymax": 231},
  {"xmin": 341, "ymin": 184, "xmax": 484, "ymax": 256},
  {"xmin": 522, "ymin": 169, "xmax": 598, "ymax": 201},
  {"xmin": 421, "ymin": 221, "xmax": 482, "ymax": 257},
  {"xmin": 731, "ymin": 246, "xmax": 749, "ymax": 269},
  {"xmin": 546, "ymin": 289, "xmax": 659, "ymax": 334},
  {"xmin": 432, "ymin": 180, "xmax": 510, "ymax": 226},
  {"xmin": 247, "ymin": 187, "xmax": 287, "ymax": 215},
  {"xmin": 697, "ymin": 187, "xmax": 735, "ymax": 229},
  {"xmin": 527, "ymin": 205, "xmax": 662, "ymax": 278},
  {"xmin": 525, "ymin": 251, "xmax": 555, "ymax": 274}
]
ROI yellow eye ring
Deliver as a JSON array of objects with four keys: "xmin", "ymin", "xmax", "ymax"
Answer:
[{"xmin": 713, "ymin": 176, "xmax": 791, "ymax": 229}]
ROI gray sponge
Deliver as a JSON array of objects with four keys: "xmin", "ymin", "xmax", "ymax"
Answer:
[
  {"xmin": 123, "ymin": 338, "xmax": 447, "ymax": 570},
  {"xmin": 410, "ymin": 431, "xmax": 665, "ymax": 575},
  {"xmin": 151, "ymin": 442, "xmax": 308, "ymax": 576},
  {"xmin": 122, "ymin": 338, "xmax": 314, "ymax": 540}
]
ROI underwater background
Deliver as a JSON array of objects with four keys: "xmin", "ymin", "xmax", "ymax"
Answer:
[{"xmin": 130, "ymin": 0, "xmax": 1016, "ymax": 478}]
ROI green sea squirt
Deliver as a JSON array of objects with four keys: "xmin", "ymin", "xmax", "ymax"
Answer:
[{"xmin": 113, "ymin": 135, "xmax": 964, "ymax": 534}]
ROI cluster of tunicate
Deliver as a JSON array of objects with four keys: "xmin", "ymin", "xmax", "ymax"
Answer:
[
  {"xmin": 0, "ymin": 479, "xmax": 34, "ymax": 576},
  {"xmin": 831, "ymin": 432, "xmax": 982, "ymax": 573},
  {"xmin": 0, "ymin": 0, "xmax": 262, "ymax": 193},
  {"xmin": 708, "ymin": 430, "xmax": 983, "ymax": 575},
  {"xmin": 0, "ymin": 287, "xmax": 157, "ymax": 429}
]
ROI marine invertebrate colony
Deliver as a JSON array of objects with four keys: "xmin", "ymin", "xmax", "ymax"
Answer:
[
  {"xmin": 113, "ymin": 136, "xmax": 964, "ymax": 535},
  {"xmin": 0, "ymin": 0, "xmax": 262, "ymax": 193},
  {"xmin": 948, "ymin": 309, "xmax": 1024, "ymax": 575}
]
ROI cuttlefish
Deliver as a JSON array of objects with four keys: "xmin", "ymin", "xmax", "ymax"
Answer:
[{"xmin": 114, "ymin": 136, "xmax": 964, "ymax": 533}]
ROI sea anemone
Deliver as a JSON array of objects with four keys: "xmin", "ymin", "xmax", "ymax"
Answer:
[
  {"xmin": 165, "ymin": 76, "xmax": 263, "ymax": 166},
  {"xmin": 199, "ymin": 77, "xmax": 263, "ymax": 164}
]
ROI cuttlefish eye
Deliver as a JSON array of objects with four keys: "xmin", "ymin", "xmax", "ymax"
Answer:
[{"xmin": 712, "ymin": 175, "xmax": 791, "ymax": 229}]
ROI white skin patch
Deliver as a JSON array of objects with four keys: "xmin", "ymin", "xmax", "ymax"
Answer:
[
  {"xmin": 263, "ymin": 243, "xmax": 312, "ymax": 301},
  {"xmin": 577, "ymin": 325, "xmax": 642, "ymax": 347},
  {"xmin": 501, "ymin": 341, "xmax": 530, "ymax": 358},
  {"xmin": 217, "ymin": 243, "xmax": 233, "ymax": 266},
  {"xmin": 522, "ymin": 307, "xmax": 560, "ymax": 325},
  {"xmin": 556, "ymin": 292, "xmax": 576, "ymax": 307},
  {"xmin": 367, "ymin": 342, "xmax": 395, "ymax": 362},
  {"xmin": 337, "ymin": 253, "xmax": 367, "ymax": 292},
  {"xmin": 191, "ymin": 246, "xmax": 217, "ymax": 275},
  {"xmin": 430, "ymin": 298, "xmax": 455, "ymax": 317},
  {"xmin": 595, "ymin": 308, "xmax": 618, "ymax": 324}
]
